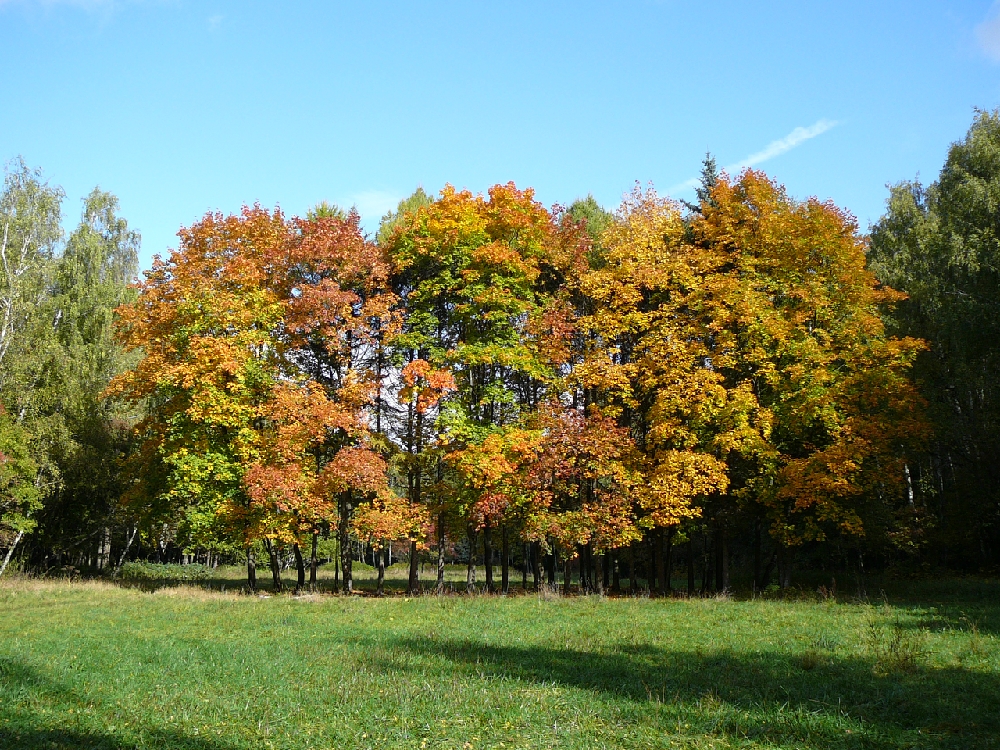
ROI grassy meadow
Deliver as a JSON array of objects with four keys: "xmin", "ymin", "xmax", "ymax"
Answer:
[{"xmin": 1, "ymin": 573, "xmax": 998, "ymax": 750}]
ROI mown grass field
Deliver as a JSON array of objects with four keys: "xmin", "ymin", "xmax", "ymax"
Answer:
[{"xmin": 1, "ymin": 575, "xmax": 998, "ymax": 750}]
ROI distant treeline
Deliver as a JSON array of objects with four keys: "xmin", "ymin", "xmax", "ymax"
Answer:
[{"xmin": 3, "ymin": 110, "xmax": 1000, "ymax": 593}]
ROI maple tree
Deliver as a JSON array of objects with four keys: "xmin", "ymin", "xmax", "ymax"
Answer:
[
  {"xmin": 576, "ymin": 186, "xmax": 737, "ymax": 591},
  {"xmin": 107, "ymin": 206, "xmax": 403, "ymax": 591},
  {"xmin": 686, "ymin": 170, "xmax": 927, "ymax": 584},
  {"xmin": 383, "ymin": 182, "xmax": 586, "ymax": 593}
]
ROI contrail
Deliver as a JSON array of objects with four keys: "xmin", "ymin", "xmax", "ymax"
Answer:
[{"xmin": 669, "ymin": 118, "xmax": 838, "ymax": 195}]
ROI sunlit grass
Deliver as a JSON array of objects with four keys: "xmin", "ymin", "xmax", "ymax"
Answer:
[{"xmin": 1, "ymin": 577, "xmax": 998, "ymax": 749}]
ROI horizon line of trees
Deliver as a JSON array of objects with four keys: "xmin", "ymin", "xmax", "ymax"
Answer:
[{"xmin": 3, "ymin": 109, "xmax": 1000, "ymax": 594}]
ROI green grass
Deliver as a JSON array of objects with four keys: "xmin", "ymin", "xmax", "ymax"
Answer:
[{"xmin": 1, "ymin": 577, "xmax": 998, "ymax": 749}]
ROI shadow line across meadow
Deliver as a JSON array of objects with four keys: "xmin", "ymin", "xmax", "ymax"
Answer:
[{"xmin": 383, "ymin": 636, "xmax": 999, "ymax": 749}]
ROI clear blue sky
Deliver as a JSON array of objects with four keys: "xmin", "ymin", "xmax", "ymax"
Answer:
[{"xmin": 3, "ymin": 0, "xmax": 999, "ymax": 270}]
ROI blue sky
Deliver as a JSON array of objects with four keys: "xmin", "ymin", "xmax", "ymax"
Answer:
[{"xmin": 2, "ymin": 0, "xmax": 999, "ymax": 270}]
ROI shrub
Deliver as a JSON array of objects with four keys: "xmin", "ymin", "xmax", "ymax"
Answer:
[{"xmin": 118, "ymin": 562, "xmax": 212, "ymax": 582}]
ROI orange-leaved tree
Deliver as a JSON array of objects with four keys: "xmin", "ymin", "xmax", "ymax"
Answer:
[
  {"xmin": 107, "ymin": 206, "xmax": 400, "ymax": 591},
  {"xmin": 384, "ymin": 183, "xmax": 587, "ymax": 593},
  {"xmin": 689, "ymin": 171, "xmax": 928, "ymax": 586},
  {"xmin": 577, "ymin": 186, "xmax": 740, "ymax": 592}
]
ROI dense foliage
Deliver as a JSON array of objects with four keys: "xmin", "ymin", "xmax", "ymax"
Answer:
[{"xmin": 3, "ymin": 110, "xmax": 1000, "ymax": 588}]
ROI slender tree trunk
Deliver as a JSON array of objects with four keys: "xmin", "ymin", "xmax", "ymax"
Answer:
[
  {"xmin": 649, "ymin": 533, "xmax": 658, "ymax": 594},
  {"xmin": 483, "ymin": 519, "xmax": 494, "ymax": 593},
  {"xmin": 310, "ymin": 532, "xmax": 319, "ymax": 593},
  {"xmin": 407, "ymin": 540, "xmax": 420, "ymax": 595},
  {"xmin": 264, "ymin": 539, "xmax": 283, "ymax": 593},
  {"xmin": 293, "ymin": 543, "xmax": 306, "ymax": 594},
  {"xmin": 702, "ymin": 536, "xmax": 712, "ymax": 595},
  {"xmin": 761, "ymin": 549, "xmax": 776, "ymax": 591},
  {"xmin": 596, "ymin": 551, "xmax": 605, "ymax": 595},
  {"xmin": 466, "ymin": 524, "xmax": 477, "ymax": 593},
  {"xmin": 752, "ymin": 520, "xmax": 762, "ymax": 594},
  {"xmin": 628, "ymin": 544, "xmax": 637, "ymax": 594},
  {"xmin": 522, "ymin": 543, "xmax": 528, "ymax": 591},
  {"xmin": 436, "ymin": 512, "xmax": 446, "ymax": 595},
  {"xmin": 720, "ymin": 526, "xmax": 730, "ymax": 594},
  {"xmin": 562, "ymin": 552, "xmax": 572, "ymax": 595},
  {"xmin": 0, "ymin": 530, "xmax": 24, "ymax": 579},
  {"xmin": 501, "ymin": 525, "xmax": 509, "ymax": 594},
  {"xmin": 532, "ymin": 542, "xmax": 540, "ymax": 590},
  {"xmin": 686, "ymin": 538, "xmax": 695, "ymax": 596},
  {"xmin": 664, "ymin": 528, "xmax": 674, "ymax": 594},
  {"xmin": 114, "ymin": 525, "xmax": 138, "ymax": 574},
  {"xmin": 778, "ymin": 545, "xmax": 792, "ymax": 591},
  {"xmin": 97, "ymin": 527, "xmax": 110, "ymax": 571},
  {"xmin": 714, "ymin": 525, "xmax": 725, "ymax": 593},
  {"xmin": 612, "ymin": 552, "xmax": 620, "ymax": 593},
  {"xmin": 376, "ymin": 541, "xmax": 386, "ymax": 596},
  {"xmin": 656, "ymin": 529, "xmax": 667, "ymax": 597},
  {"xmin": 340, "ymin": 494, "xmax": 353, "ymax": 594},
  {"xmin": 246, "ymin": 546, "xmax": 257, "ymax": 593}
]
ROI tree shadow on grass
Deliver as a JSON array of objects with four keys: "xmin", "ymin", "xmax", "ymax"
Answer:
[
  {"xmin": 390, "ymin": 636, "xmax": 999, "ymax": 749},
  {"xmin": 0, "ymin": 658, "xmax": 239, "ymax": 750}
]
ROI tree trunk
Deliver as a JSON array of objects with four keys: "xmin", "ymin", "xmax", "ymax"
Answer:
[
  {"xmin": 466, "ymin": 524, "xmax": 477, "ymax": 593},
  {"xmin": 562, "ymin": 552, "xmax": 572, "ymax": 595},
  {"xmin": 501, "ymin": 525, "xmax": 509, "ymax": 594},
  {"xmin": 720, "ymin": 526, "xmax": 730, "ymax": 594},
  {"xmin": 701, "ymin": 533, "xmax": 712, "ymax": 595},
  {"xmin": 340, "ymin": 494, "xmax": 353, "ymax": 594},
  {"xmin": 656, "ymin": 529, "xmax": 667, "ymax": 597},
  {"xmin": 521, "ymin": 543, "xmax": 528, "ymax": 591},
  {"xmin": 483, "ymin": 519, "xmax": 494, "ymax": 593},
  {"xmin": 596, "ymin": 551, "xmax": 605, "ymax": 595},
  {"xmin": 714, "ymin": 525, "xmax": 726, "ymax": 593},
  {"xmin": 264, "ymin": 539, "xmax": 283, "ymax": 593},
  {"xmin": 436, "ymin": 512, "xmax": 446, "ymax": 595},
  {"xmin": 310, "ymin": 532, "xmax": 319, "ymax": 593},
  {"xmin": 293, "ymin": 543, "xmax": 306, "ymax": 594},
  {"xmin": 628, "ymin": 544, "xmax": 637, "ymax": 594},
  {"xmin": 531, "ymin": 542, "xmax": 540, "ymax": 590},
  {"xmin": 649, "ymin": 533, "xmax": 659, "ymax": 595},
  {"xmin": 246, "ymin": 546, "xmax": 257, "ymax": 593},
  {"xmin": 0, "ymin": 530, "xmax": 24, "ymax": 579},
  {"xmin": 778, "ymin": 546, "xmax": 792, "ymax": 591},
  {"xmin": 376, "ymin": 541, "xmax": 386, "ymax": 596},
  {"xmin": 664, "ymin": 528, "xmax": 674, "ymax": 594},
  {"xmin": 612, "ymin": 552, "xmax": 620, "ymax": 593},
  {"xmin": 761, "ymin": 549, "xmax": 776, "ymax": 591},
  {"xmin": 114, "ymin": 525, "xmax": 138, "ymax": 574},
  {"xmin": 752, "ymin": 520, "xmax": 762, "ymax": 594},
  {"xmin": 97, "ymin": 527, "xmax": 111, "ymax": 571},
  {"xmin": 686, "ymin": 537, "xmax": 695, "ymax": 596},
  {"xmin": 407, "ymin": 539, "xmax": 420, "ymax": 595}
]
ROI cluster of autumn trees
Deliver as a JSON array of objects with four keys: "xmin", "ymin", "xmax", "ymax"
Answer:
[
  {"xmin": 4, "ymin": 109, "xmax": 1000, "ymax": 590},
  {"xmin": 97, "ymin": 162, "xmax": 926, "ymax": 594}
]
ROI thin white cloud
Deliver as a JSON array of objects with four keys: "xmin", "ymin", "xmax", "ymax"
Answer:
[
  {"xmin": 726, "ymin": 119, "xmax": 838, "ymax": 171},
  {"xmin": 669, "ymin": 119, "xmax": 838, "ymax": 195},
  {"xmin": 350, "ymin": 190, "xmax": 401, "ymax": 223},
  {"xmin": 667, "ymin": 177, "xmax": 701, "ymax": 194},
  {"xmin": 975, "ymin": 4, "xmax": 1000, "ymax": 62}
]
